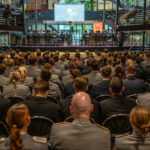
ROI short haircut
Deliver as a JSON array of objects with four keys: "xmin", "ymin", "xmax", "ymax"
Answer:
[
  {"xmin": 34, "ymin": 80, "xmax": 49, "ymax": 95},
  {"xmin": 49, "ymin": 58, "xmax": 55, "ymax": 66},
  {"xmin": 126, "ymin": 65, "xmax": 135, "ymax": 74},
  {"xmin": 70, "ymin": 69, "xmax": 81, "ymax": 80},
  {"xmin": 44, "ymin": 63, "xmax": 52, "ymax": 70},
  {"xmin": 101, "ymin": 66, "xmax": 111, "ymax": 78},
  {"xmin": 74, "ymin": 76, "xmax": 88, "ymax": 92},
  {"xmin": 0, "ymin": 63, "xmax": 6, "ymax": 74},
  {"xmin": 40, "ymin": 69, "xmax": 51, "ymax": 82},
  {"xmin": 29, "ymin": 56, "xmax": 37, "ymax": 65},
  {"xmin": 90, "ymin": 59, "xmax": 99, "ymax": 71},
  {"xmin": 110, "ymin": 77, "xmax": 123, "ymax": 94},
  {"xmin": 68, "ymin": 61, "xmax": 77, "ymax": 70},
  {"xmin": 7, "ymin": 59, "xmax": 14, "ymax": 67},
  {"xmin": 53, "ymin": 55, "xmax": 59, "ymax": 62}
]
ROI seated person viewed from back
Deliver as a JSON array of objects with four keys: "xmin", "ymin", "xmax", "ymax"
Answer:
[
  {"xmin": 2, "ymin": 71, "xmax": 31, "ymax": 99},
  {"xmin": 50, "ymin": 92, "xmax": 110, "ymax": 150},
  {"xmin": 90, "ymin": 65, "xmax": 111, "ymax": 99},
  {"xmin": 24, "ymin": 80, "xmax": 61, "ymax": 122},
  {"xmin": 115, "ymin": 106, "xmax": 150, "ymax": 150},
  {"xmin": 123, "ymin": 65, "xmax": 147, "ymax": 96},
  {"xmin": 0, "ymin": 103, "xmax": 48, "ymax": 150},
  {"xmin": 100, "ymin": 77, "xmax": 136, "ymax": 123},
  {"xmin": 61, "ymin": 75, "xmax": 101, "ymax": 123}
]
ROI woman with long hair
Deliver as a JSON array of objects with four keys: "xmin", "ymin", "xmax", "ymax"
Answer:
[
  {"xmin": 18, "ymin": 66, "xmax": 34, "ymax": 88},
  {"xmin": 0, "ymin": 104, "xmax": 48, "ymax": 150},
  {"xmin": 115, "ymin": 106, "xmax": 150, "ymax": 150},
  {"xmin": 2, "ymin": 71, "xmax": 31, "ymax": 99}
]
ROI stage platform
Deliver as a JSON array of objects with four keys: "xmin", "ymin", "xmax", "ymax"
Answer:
[{"xmin": 1, "ymin": 45, "xmax": 150, "ymax": 52}]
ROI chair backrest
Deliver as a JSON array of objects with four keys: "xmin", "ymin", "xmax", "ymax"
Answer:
[
  {"xmin": 102, "ymin": 114, "xmax": 132, "ymax": 136},
  {"xmin": 94, "ymin": 95, "xmax": 112, "ymax": 102},
  {"xmin": 8, "ymin": 96, "xmax": 25, "ymax": 106},
  {"xmin": 0, "ymin": 121, "xmax": 9, "ymax": 137},
  {"xmin": 64, "ymin": 116, "xmax": 95, "ymax": 124},
  {"xmin": 27, "ymin": 116, "xmax": 53, "ymax": 137}
]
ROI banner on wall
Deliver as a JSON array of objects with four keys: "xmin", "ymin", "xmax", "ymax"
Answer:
[{"xmin": 93, "ymin": 22, "xmax": 103, "ymax": 33}]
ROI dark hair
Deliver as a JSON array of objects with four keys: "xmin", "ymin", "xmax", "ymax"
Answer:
[
  {"xmin": 130, "ymin": 106, "xmax": 150, "ymax": 139},
  {"xmin": 114, "ymin": 64, "xmax": 123, "ymax": 79},
  {"xmin": 110, "ymin": 77, "xmax": 123, "ymax": 94},
  {"xmin": 70, "ymin": 69, "xmax": 81, "ymax": 80},
  {"xmin": 126, "ymin": 65, "xmax": 135, "ymax": 74},
  {"xmin": 38, "ymin": 56, "xmax": 44, "ymax": 65},
  {"xmin": 34, "ymin": 80, "xmax": 49, "ymax": 95},
  {"xmin": 90, "ymin": 59, "xmax": 99, "ymax": 71},
  {"xmin": 101, "ymin": 66, "xmax": 111, "ymax": 78},
  {"xmin": 28, "ymin": 56, "xmax": 37, "ymax": 65},
  {"xmin": 44, "ymin": 63, "xmax": 52, "ymax": 70},
  {"xmin": 7, "ymin": 104, "xmax": 29, "ymax": 150},
  {"xmin": 68, "ymin": 61, "xmax": 77, "ymax": 70},
  {"xmin": 49, "ymin": 58, "xmax": 55, "ymax": 66},
  {"xmin": 0, "ymin": 63, "xmax": 6, "ymax": 74},
  {"xmin": 74, "ymin": 76, "xmax": 88, "ymax": 92},
  {"xmin": 40, "ymin": 69, "xmax": 51, "ymax": 82},
  {"xmin": 53, "ymin": 55, "xmax": 59, "ymax": 62}
]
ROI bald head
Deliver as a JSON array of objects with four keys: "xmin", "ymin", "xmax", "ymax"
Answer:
[{"xmin": 70, "ymin": 92, "xmax": 93, "ymax": 119}]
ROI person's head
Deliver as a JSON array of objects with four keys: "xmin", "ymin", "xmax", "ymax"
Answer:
[
  {"xmin": 44, "ymin": 63, "xmax": 52, "ymax": 71},
  {"xmin": 53, "ymin": 55, "xmax": 59, "ymax": 62},
  {"xmin": 125, "ymin": 59, "xmax": 133, "ymax": 67},
  {"xmin": 38, "ymin": 56, "xmax": 44, "ymax": 65},
  {"xmin": 33, "ymin": 80, "xmax": 49, "ymax": 98},
  {"xmin": 6, "ymin": 104, "xmax": 30, "ymax": 150},
  {"xmin": 73, "ymin": 76, "xmax": 88, "ymax": 93},
  {"xmin": 40, "ymin": 69, "xmax": 51, "ymax": 82},
  {"xmin": 49, "ymin": 58, "xmax": 55, "ymax": 67},
  {"xmin": 0, "ymin": 63, "xmax": 6, "ymax": 75},
  {"xmin": 107, "ymin": 57, "xmax": 114, "ymax": 66},
  {"xmin": 130, "ymin": 106, "xmax": 150, "ymax": 139},
  {"xmin": 114, "ymin": 64, "xmax": 123, "ymax": 79},
  {"xmin": 70, "ymin": 69, "xmax": 81, "ymax": 80},
  {"xmin": 70, "ymin": 92, "xmax": 93, "ymax": 119},
  {"xmin": 101, "ymin": 66, "xmax": 112, "ymax": 79},
  {"xmin": 90, "ymin": 59, "xmax": 99, "ymax": 71},
  {"xmin": 7, "ymin": 59, "xmax": 14, "ymax": 67},
  {"xmin": 125, "ymin": 65, "xmax": 136, "ymax": 77},
  {"xmin": 68, "ymin": 61, "xmax": 77, "ymax": 70},
  {"xmin": 109, "ymin": 77, "xmax": 124, "ymax": 95},
  {"xmin": 28, "ymin": 55, "xmax": 37, "ymax": 65},
  {"xmin": 18, "ymin": 66, "xmax": 27, "ymax": 82},
  {"xmin": 10, "ymin": 71, "xmax": 21, "ymax": 83}
]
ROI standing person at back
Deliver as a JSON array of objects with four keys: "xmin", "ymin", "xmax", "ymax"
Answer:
[{"xmin": 50, "ymin": 92, "xmax": 110, "ymax": 150}]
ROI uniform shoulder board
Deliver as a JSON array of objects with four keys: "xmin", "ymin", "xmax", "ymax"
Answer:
[
  {"xmin": 51, "ymin": 83, "xmax": 58, "ymax": 87},
  {"xmin": 95, "ymin": 123, "xmax": 109, "ymax": 131},
  {"xmin": 53, "ymin": 122, "xmax": 69, "ymax": 126},
  {"xmin": 32, "ymin": 136, "xmax": 47, "ymax": 144},
  {"xmin": 0, "ymin": 137, "xmax": 6, "ymax": 143}
]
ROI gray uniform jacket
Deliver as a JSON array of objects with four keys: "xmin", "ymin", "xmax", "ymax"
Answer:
[
  {"xmin": 0, "ymin": 133, "xmax": 48, "ymax": 150},
  {"xmin": 87, "ymin": 71, "xmax": 102, "ymax": 85},
  {"xmin": 0, "ymin": 75, "xmax": 9, "ymax": 86},
  {"xmin": 136, "ymin": 93, "xmax": 150, "ymax": 110},
  {"xmin": 50, "ymin": 118, "xmax": 110, "ymax": 150},
  {"xmin": 115, "ymin": 131, "xmax": 150, "ymax": 150},
  {"xmin": 2, "ymin": 82, "xmax": 31, "ymax": 99}
]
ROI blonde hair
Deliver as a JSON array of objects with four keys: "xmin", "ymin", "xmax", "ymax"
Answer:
[
  {"xmin": 18, "ymin": 66, "xmax": 27, "ymax": 82},
  {"xmin": 10, "ymin": 71, "xmax": 21, "ymax": 96},
  {"xmin": 130, "ymin": 106, "xmax": 150, "ymax": 138}
]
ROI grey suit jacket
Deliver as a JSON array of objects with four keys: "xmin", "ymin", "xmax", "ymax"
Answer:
[
  {"xmin": 115, "ymin": 131, "xmax": 150, "ymax": 150},
  {"xmin": 2, "ymin": 82, "xmax": 31, "ymax": 99},
  {"xmin": 0, "ymin": 133, "xmax": 48, "ymax": 150},
  {"xmin": 27, "ymin": 65, "xmax": 41, "ymax": 78},
  {"xmin": 50, "ymin": 118, "xmax": 110, "ymax": 150},
  {"xmin": 136, "ymin": 93, "xmax": 150, "ymax": 110}
]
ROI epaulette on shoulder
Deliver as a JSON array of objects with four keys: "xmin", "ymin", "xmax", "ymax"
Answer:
[
  {"xmin": 95, "ymin": 123, "xmax": 109, "ymax": 131},
  {"xmin": 53, "ymin": 122, "xmax": 69, "ymax": 126},
  {"xmin": 115, "ymin": 133, "xmax": 130, "ymax": 138},
  {"xmin": 32, "ymin": 136, "xmax": 47, "ymax": 144},
  {"xmin": 51, "ymin": 83, "xmax": 59, "ymax": 87},
  {"xmin": 0, "ymin": 137, "xmax": 6, "ymax": 143}
]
